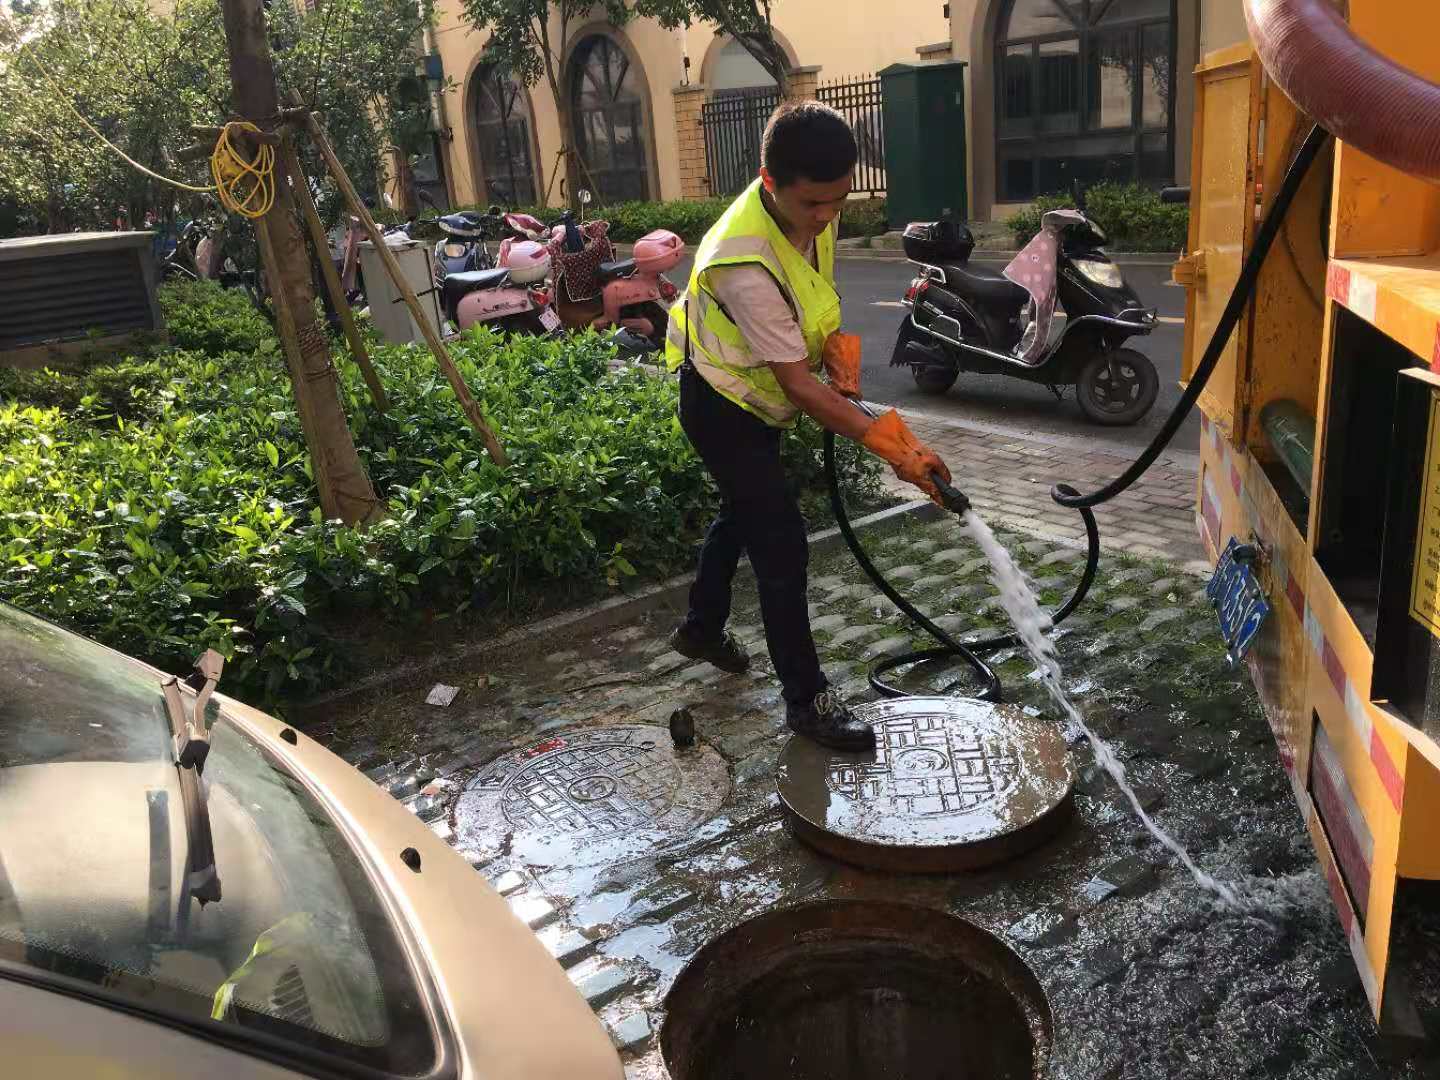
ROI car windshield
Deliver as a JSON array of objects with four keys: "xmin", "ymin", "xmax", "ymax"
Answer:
[{"xmin": 0, "ymin": 605, "xmax": 435, "ymax": 1074}]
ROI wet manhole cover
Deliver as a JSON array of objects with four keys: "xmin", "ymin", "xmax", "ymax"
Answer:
[
  {"xmin": 453, "ymin": 725, "xmax": 730, "ymax": 866},
  {"xmin": 662, "ymin": 899, "xmax": 1052, "ymax": 1080},
  {"xmin": 777, "ymin": 696, "xmax": 1074, "ymax": 872}
]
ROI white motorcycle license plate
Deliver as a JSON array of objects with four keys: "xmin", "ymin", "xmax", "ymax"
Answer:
[{"xmin": 539, "ymin": 308, "xmax": 562, "ymax": 332}]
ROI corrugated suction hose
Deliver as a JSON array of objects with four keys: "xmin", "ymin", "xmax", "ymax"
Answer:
[{"xmin": 1245, "ymin": 0, "xmax": 1440, "ymax": 183}]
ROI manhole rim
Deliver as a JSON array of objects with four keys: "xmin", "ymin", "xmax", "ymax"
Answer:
[{"xmin": 659, "ymin": 897, "xmax": 1054, "ymax": 1080}]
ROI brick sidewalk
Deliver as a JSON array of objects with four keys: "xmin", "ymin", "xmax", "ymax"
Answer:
[{"xmin": 883, "ymin": 407, "xmax": 1205, "ymax": 566}]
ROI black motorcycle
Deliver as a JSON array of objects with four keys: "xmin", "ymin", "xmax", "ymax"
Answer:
[{"xmin": 891, "ymin": 211, "xmax": 1161, "ymax": 425}]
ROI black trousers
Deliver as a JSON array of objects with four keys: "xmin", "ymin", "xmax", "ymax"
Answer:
[{"xmin": 678, "ymin": 364, "xmax": 825, "ymax": 707}]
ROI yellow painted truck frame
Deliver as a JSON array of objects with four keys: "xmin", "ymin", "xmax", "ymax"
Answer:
[{"xmin": 1179, "ymin": 3, "xmax": 1440, "ymax": 1043}]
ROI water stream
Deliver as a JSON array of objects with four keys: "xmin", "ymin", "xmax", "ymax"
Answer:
[{"xmin": 963, "ymin": 511, "xmax": 1307, "ymax": 914}]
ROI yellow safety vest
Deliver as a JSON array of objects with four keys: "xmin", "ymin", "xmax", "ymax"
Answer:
[{"xmin": 664, "ymin": 178, "xmax": 841, "ymax": 428}]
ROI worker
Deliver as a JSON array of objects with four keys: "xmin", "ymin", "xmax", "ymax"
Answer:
[{"xmin": 664, "ymin": 100, "xmax": 952, "ymax": 751}]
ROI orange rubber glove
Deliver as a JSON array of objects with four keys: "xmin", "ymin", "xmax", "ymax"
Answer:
[
  {"xmin": 822, "ymin": 332, "xmax": 862, "ymax": 399},
  {"xmin": 861, "ymin": 409, "xmax": 952, "ymax": 502}
]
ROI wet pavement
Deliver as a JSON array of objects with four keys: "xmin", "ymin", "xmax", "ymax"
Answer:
[{"xmin": 310, "ymin": 512, "xmax": 1436, "ymax": 1079}]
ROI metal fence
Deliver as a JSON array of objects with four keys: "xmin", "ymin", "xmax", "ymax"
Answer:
[
  {"xmin": 701, "ymin": 88, "xmax": 781, "ymax": 198},
  {"xmin": 699, "ymin": 75, "xmax": 887, "ymax": 198},
  {"xmin": 818, "ymin": 76, "xmax": 887, "ymax": 197}
]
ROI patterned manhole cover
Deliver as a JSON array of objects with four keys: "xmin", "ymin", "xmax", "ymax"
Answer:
[
  {"xmin": 776, "ymin": 697, "xmax": 1074, "ymax": 873},
  {"xmin": 453, "ymin": 725, "xmax": 730, "ymax": 866}
]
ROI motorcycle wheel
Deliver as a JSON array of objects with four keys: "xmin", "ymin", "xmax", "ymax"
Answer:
[
  {"xmin": 1075, "ymin": 347, "xmax": 1159, "ymax": 426},
  {"xmin": 912, "ymin": 365, "xmax": 959, "ymax": 395}
]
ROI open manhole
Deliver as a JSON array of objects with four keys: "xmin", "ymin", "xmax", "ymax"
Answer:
[
  {"xmin": 452, "ymin": 724, "xmax": 729, "ymax": 867},
  {"xmin": 777, "ymin": 697, "xmax": 1074, "ymax": 873},
  {"xmin": 661, "ymin": 899, "xmax": 1052, "ymax": 1080}
]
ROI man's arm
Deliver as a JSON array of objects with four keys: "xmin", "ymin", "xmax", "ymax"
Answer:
[{"xmin": 768, "ymin": 360, "xmax": 872, "ymax": 441}]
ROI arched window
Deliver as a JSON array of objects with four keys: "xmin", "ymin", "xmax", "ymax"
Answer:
[
  {"xmin": 570, "ymin": 35, "xmax": 652, "ymax": 203},
  {"xmin": 996, "ymin": 0, "xmax": 1174, "ymax": 203},
  {"xmin": 710, "ymin": 38, "xmax": 776, "ymax": 95},
  {"xmin": 473, "ymin": 69, "xmax": 537, "ymax": 207}
]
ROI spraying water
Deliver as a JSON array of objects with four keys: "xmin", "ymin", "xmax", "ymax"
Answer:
[{"xmin": 961, "ymin": 510, "xmax": 1261, "ymax": 909}]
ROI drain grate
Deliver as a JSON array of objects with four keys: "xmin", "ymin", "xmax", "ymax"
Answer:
[
  {"xmin": 777, "ymin": 697, "xmax": 1074, "ymax": 872},
  {"xmin": 452, "ymin": 725, "xmax": 730, "ymax": 866},
  {"xmin": 662, "ymin": 900, "xmax": 1052, "ymax": 1080}
]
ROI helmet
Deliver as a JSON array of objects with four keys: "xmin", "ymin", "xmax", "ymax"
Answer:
[
  {"xmin": 500, "ymin": 238, "xmax": 551, "ymax": 285},
  {"xmin": 631, "ymin": 229, "xmax": 684, "ymax": 275}
]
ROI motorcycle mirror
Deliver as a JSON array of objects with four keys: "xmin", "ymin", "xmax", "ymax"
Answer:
[{"xmin": 579, "ymin": 189, "xmax": 593, "ymax": 206}]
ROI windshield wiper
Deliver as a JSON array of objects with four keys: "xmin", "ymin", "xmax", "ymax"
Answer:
[{"xmin": 162, "ymin": 649, "xmax": 225, "ymax": 906}]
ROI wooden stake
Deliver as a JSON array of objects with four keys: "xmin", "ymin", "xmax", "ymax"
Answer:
[
  {"xmin": 292, "ymin": 102, "xmax": 508, "ymax": 468},
  {"xmin": 279, "ymin": 134, "xmax": 388, "ymax": 413}
]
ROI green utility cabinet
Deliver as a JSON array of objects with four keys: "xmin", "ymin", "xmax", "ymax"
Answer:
[{"xmin": 880, "ymin": 62, "xmax": 968, "ymax": 227}]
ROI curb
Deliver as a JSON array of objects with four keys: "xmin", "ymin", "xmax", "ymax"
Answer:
[{"xmin": 292, "ymin": 496, "xmax": 941, "ymax": 721}]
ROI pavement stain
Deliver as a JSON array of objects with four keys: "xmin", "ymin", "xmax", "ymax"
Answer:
[{"xmin": 312, "ymin": 514, "xmax": 1431, "ymax": 1079}]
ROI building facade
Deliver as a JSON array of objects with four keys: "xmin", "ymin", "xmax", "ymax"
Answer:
[{"xmin": 422, "ymin": 0, "xmax": 1248, "ymax": 221}]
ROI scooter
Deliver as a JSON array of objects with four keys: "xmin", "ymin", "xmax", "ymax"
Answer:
[
  {"xmin": 892, "ymin": 209, "xmax": 1161, "ymax": 425},
  {"xmin": 443, "ymin": 237, "xmax": 559, "ymax": 337},
  {"xmin": 431, "ymin": 207, "xmax": 504, "ymax": 280}
]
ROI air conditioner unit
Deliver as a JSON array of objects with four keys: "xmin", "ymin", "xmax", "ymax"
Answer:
[{"xmin": 0, "ymin": 231, "xmax": 164, "ymax": 368}]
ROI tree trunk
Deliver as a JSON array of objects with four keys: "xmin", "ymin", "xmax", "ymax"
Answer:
[
  {"xmin": 217, "ymin": 0, "xmax": 382, "ymax": 527},
  {"xmin": 556, "ymin": 93, "xmax": 583, "ymax": 210}
]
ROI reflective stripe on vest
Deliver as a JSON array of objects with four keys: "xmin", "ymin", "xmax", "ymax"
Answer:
[{"xmin": 665, "ymin": 179, "xmax": 841, "ymax": 427}]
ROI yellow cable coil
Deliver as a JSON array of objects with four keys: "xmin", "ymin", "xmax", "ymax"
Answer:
[{"xmin": 210, "ymin": 122, "xmax": 277, "ymax": 220}]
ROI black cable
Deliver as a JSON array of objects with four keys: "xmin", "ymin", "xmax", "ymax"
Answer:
[
  {"xmin": 1052, "ymin": 123, "xmax": 1331, "ymax": 510},
  {"xmin": 823, "ymin": 436, "xmax": 1100, "ymax": 701}
]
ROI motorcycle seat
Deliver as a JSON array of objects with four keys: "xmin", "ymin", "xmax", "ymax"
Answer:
[
  {"xmin": 597, "ymin": 258, "xmax": 636, "ymax": 283},
  {"xmin": 443, "ymin": 268, "xmax": 511, "ymax": 316},
  {"xmin": 942, "ymin": 262, "xmax": 1031, "ymax": 308}
]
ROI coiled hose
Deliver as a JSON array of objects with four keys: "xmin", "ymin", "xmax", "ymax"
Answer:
[{"xmin": 824, "ymin": 122, "xmax": 1329, "ymax": 702}]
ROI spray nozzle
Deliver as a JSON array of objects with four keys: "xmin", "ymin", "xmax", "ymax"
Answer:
[{"xmin": 931, "ymin": 473, "xmax": 970, "ymax": 516}]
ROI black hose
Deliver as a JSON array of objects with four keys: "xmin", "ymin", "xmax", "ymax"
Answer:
[
  {"xmin": 823, "ymin": 435, "xmax": 1100, "ymax": 701},
  {"xmin": 1052, "ymin": 123, "xmax": 1331, "ymax": 510},
  {"xmin": 822, "ymin": 124, "xmax": 1328, "ymax": 701}
]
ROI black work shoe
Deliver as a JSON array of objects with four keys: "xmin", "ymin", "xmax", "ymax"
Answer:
[
  {"xmin": 786, "ymin": 691, "xmax": 876, "ymax": 751},
  {"xmin": 668, "ymin": 624, "xmax": 750, "ymax": 674}
]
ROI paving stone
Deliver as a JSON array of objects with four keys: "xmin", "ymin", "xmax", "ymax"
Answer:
[
  {"xmin": 1040, "ymin": 548, "xmax": 1085, "ymax": 566},
  {"xmin": 1172, "ymin": 742, "xmax": 1231, "ymax": 781},
  {"xmin": 537, "ymin": 924, "xmax": 600, "ymax": 968},
  {"xmin": 959, "ymin": 557, "xmax": 993, "ymax": 576},
  {"xmin": 386, "ymin": 773, "xmax": 420, "ymax": 799},
  {"xmin": 509, "ymin": 894, "xmax": 559, "ymax": 930},
  {"xmin": 1083, "ymin": 855, "xmax": 1159, "ymax": 905},
  {"xmin": 912, "ymin": 573, "xmax": 955, "ymax": 591},
  {"xmin": 572, "ymin": 961, "xmax": 636, "ymax": 1009},
  {"xmin": 864, "ymin": 635, "xmax": 915, "ymax": 659},
  {"xmin": 624, "ymin": 887, "xmax": 698, "ymax": 925},
  {"xmin": 1107, "ymin": 596, "xmax": 1142, "ymax": 613},
  {"xmin": 811, "ymin": 574, "xmax": 848, "ymax": 591},
  {"xmin": 490, "ymin": 869, "xmax": 527, "ymax": 895},
  {"xmin": 1139, "ymin": 608, "xmax": 1187, "ymax": 633},
  {"xmin": 608, "ymin": 1010, "xmax": 654, "ymax": 1052},
  {"xmin": 810, "ymin": 613, "xmax": 850, "ymax": 634},
  {"xmin": 1082, "ymin": 944, "xmax": 1130, "ymax": 988},
  {"xmin": 907, "ymin": 539, "xmax": 941, "ymax": 556},
  {"xmin": 1006, "ymin": 910, "xmax": 1079, "ymax": 947},
  {"xmin": 830, "ymin": 624, "xmax": 883, "ymax": 647},
  {"xmin": 932, "ymin": 546, "xmax": 972, "ymax": 565},
  {"xmin": 1021, "ymin": 539, "xmax": 1053, "ymax": 556},
  {"xmin": 408, "ymin": 793, "xmax": 445, "ymax": 821},
  {"xmin": 882, "ymin": 564, "xmax": 924, "ymax": 582}
]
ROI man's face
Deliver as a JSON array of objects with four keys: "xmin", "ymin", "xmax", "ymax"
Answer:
[{"xmin": 761, "ymin": 169, "xmax": 854, "ymax": 243}]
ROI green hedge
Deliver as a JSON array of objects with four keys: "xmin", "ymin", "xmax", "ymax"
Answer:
[
  {"xmin": 457, "ymin": 196, "xmax": 888, "ymax": 245},
  {"xmin": 1004, "ymin": 183, "xmax": 1188, "ymax": 252},
  {"xmin": 0, "ymin": 281, "xmax": 881, "ymax": 703}
]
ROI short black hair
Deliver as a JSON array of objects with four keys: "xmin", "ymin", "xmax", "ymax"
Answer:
[{"xmin": 761, "ymin": 100, "xmax": 858, "ymax": 187}]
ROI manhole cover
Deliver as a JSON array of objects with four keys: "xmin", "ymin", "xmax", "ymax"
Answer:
[
  {"xmin": 453, "ymin": 725, "xmax": 730, "ymax": 867},
  {"xmin": 777, "ymin": 697, "xmax": 1074, "ymax": 872},
  {"xmin": 661, "ymin": 899, "xmax": 1052, "ymax": 1080}
]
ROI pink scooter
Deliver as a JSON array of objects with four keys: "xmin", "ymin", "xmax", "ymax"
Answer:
[{"xmin": 444, "ymin": 238, "xmax": 559, "ymax": 336}]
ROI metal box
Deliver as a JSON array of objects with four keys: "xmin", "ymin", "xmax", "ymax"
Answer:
[
  {"xmin": 880, "ymin": 62, "xmax": 969, "ymax": 227},
  {"xmin": 0, "ymin": 231, "xmax": 163, "ymax": 367},
  {"xmin": 358, "ymin": 238, "xmax": 442, "ymax": 346}
]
